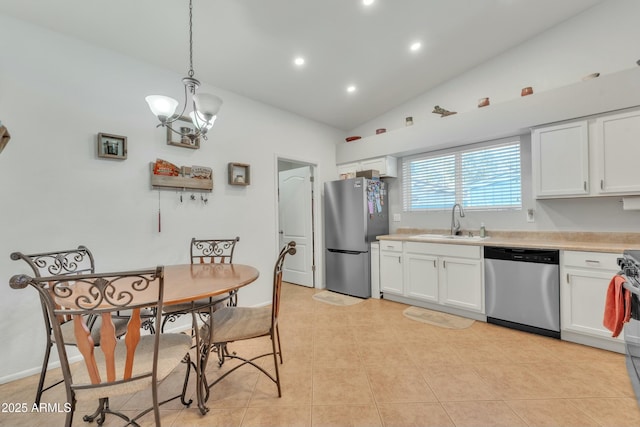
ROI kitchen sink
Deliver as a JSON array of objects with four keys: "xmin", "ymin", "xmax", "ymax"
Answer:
[{"xmin": 409, "ymin": 234, "xmax": 488, "ymax": 241}]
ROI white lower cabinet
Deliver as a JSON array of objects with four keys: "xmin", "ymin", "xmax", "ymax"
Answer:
[
  {"xmin": 379, "ymin": 240, "xmax": 484, "ymax": 317},
  {"xmin": 379, "ymin": 240, "xmax": 403, "ymax": 296},
  {"xmin": 405, "ymin": 252, "xmax": 439, "ymax": 302},
  {"xmin": 439, "ymin": 256, "xmax": 483, "ymax": 312},
  {"xmin": 561, "ymin": 250, "xmax": 624, "ymax": 352}
]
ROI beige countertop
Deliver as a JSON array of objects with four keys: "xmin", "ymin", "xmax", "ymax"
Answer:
[{"xmin": 377, "ymin": 229, "xmax": 640, "ymax": 254}]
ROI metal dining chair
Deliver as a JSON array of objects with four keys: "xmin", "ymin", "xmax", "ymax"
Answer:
[
  {"xmin": 9, "ymin": 266, "xmax": 192, "ymax": 427},
  {"xmin": 160, "ymin": 237, "xmax": 240, "ymax": 332},
  {"xmin": 10, "ymin": 246, "xmax": 130, "ymax": 405},
  {"xmin": 199, "ymin": 241, "xmax": 296, "ymax": 399}
]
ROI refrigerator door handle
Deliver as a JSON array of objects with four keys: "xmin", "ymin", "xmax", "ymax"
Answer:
[{"xmin": 327, "ymin": 249, "xmax": 364, "ymax": 255}]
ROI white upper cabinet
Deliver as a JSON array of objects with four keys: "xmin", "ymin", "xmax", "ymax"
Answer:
[
  {"xmin": 532, "ymin": 108, "xmax": 640, "ymax": 199},
  {"xmin": 360, "ymin": 156, "xmax": 398, "ymax": 177},
  {"xmin": 337, "ymin": 162, "xmax": 361, "ymax": 179},
  {"xmin": 595, "ymin": 110, "xmax": 640, "ymax": 194},
  {"xmin": 337, "ymin": 156, "xmax": 397, "ymax": 179},
  {"xmin": 532, "ymin": 121, "xmax": 589, "ymax": 198}
]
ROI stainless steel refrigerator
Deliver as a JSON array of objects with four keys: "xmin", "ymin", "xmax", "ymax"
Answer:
[{"xmin": 324, "ymin": 177, "xmax": 389, "ymax": 298}]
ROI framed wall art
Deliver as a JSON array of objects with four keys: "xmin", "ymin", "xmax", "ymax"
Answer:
[{"xmin": 97, "ymin": 132, "xmax": 127, "ymax": 159}]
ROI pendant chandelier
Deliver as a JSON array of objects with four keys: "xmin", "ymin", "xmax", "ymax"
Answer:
[{"xmin": 145, "ymin": 0, "xmax": 222, "ymax": 140}]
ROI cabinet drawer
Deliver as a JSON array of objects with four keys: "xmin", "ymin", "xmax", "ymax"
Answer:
[
  {"xmin": 563, "ymin": 250, "xmax": 620, "ymax": 271},
  {"xmin": 404, "ymin": 241, "xmax": 481, "ymax": 259},
  {"xmin": 379, "ymin": 240, "xmax": 403, "ymax": 252}
]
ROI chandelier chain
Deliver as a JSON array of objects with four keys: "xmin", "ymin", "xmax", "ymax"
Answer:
[
  {"xmin": 188, "ymin": 0, "xmax": 194, "ymax": 78},
  {"xmin": 146, "ymin": 0, "xmax": 220, "ymax": 141}
]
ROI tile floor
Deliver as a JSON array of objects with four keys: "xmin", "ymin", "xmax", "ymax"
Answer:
[{"xmin": 2, "ymin": 282, "xmax": 640, "ymax": 426}]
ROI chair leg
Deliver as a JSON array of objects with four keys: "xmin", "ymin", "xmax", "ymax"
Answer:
[
  {"xmin": 64, "ymin": 399, "xmax": 74, "ymax": 427},
  {"xmin": 82, "ymin": 398, "xmax": 107, "ymax": 424},
  {"xmin": 35, "ymin": 341, "xmax": 53, "ymax": 405},
  {"xmin": 180, "ymin": 354, "xmax": 194, "ymax": 407},
  {"xmin": 229, "ymin": 290, "xmax": 238, "ymax": 307},
  {"xmin": 270, "ymin": 333, "xmax": 282, "ymax": 397},
  {"xmin": 275, "ymin": 324, "xmax": 283, "ymax": 364},
  {"xmin": 83, "ymin": 397, "xmax": 133, "ymax": 426}
]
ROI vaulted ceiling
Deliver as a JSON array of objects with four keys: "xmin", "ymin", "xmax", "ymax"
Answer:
[{"xmin": 0, "ymin": 0, "xmax": 602, "ymax": 130}]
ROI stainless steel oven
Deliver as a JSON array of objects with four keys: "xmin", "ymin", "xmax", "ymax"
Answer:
[{"xmin": 617, "ymin": 250, "xmax": 640, "ymax": 407}]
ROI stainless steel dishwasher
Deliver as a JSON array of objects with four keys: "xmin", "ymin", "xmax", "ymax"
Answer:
[{"xmin": 484, "ymin": 246, "xmax": 560, "ymax": 338}]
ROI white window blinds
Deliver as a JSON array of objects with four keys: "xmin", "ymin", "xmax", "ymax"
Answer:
[{"xmin": 402, "ymin": 141, "xmax": 521, "ymax": 211}]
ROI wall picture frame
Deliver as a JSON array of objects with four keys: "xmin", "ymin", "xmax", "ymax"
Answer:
[
  {"xmin": 167, "ymin": 116, "xmax": 200, "ymax": 149},
  {"xmin": 97, "ymin": 132, "xmax": 127, "ymax": 159},
  {"xmin": 228, "ymin": 162, "xmax": 250, "ymax": 186}
]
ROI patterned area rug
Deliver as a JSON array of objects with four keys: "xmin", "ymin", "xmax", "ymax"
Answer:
[
  {"xmin": 312, "ymin": 291, "xmax": 363, "ymax": 306},
  {"xmin": 402, "ymin": 306, "xmax": 475, "ymax": 329}
]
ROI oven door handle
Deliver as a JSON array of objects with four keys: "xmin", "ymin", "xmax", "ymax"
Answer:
[{"xmin": 623, "ymin": 278, "xmax": 640, "ymax": 296}]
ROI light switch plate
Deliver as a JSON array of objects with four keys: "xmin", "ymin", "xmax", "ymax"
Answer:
[
  {"xmin": 527, "ymin": 209, "xmax": 535, "ymax": 223},
  {"xmin": 393, "ymin": 214, "xmax": 401, "ymax": 222}
]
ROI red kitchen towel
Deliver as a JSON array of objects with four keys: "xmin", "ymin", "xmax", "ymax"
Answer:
[{"xmin": 603, "ymin": 274, "xmax": 631, "ymax": 337}]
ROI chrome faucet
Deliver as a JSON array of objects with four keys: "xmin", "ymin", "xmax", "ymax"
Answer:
[{"xmin": 451, "ymin": 203, "xmax": 465, "ymax": 235}]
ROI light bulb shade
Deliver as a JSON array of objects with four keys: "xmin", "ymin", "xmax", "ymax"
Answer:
[
  {"xmin": 189, "ymin": 111, "xmax": 216, "ymax": 131},
  {"xmin": 193, "ymin": 93, "xmax": 223, "ymax": 120},
  {"xmin": 145, "ymin": 95, "xmax": 179, "ymax": 121}
]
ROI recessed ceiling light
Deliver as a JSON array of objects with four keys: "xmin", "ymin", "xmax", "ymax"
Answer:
[
  {"xmin": 410, "ymin": 42, "xmax": 422, "ymax": 52},
  {"xmin": 294, "ymin": 57, "xmax": 305, "ymax": 66},
  {"xmin": 363, "ymin": 0, "xmax": 374, "ymax": 5},
  {"xmin": 347, "ymin": 85, "xmax": 356, "ymax": 93}
]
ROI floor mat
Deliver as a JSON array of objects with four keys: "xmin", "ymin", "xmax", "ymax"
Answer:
[
  {"xmin": 312, "ymin": 290, "xmax": 363, "ymax": 306},
  {"xmin": 402, "ymin": 306, "xmax": 475, "ymax": 329}
]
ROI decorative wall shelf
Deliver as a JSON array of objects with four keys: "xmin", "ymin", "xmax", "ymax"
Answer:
[
  {"xmin": 337, "ymin": 67, "xmax": 640, "ymax": 164},
  {"xmin": 150, "ymin": 163, "xmax": 212, "ymax": 191},
  {"xmin": 166, "ymin": 116, "xmax": 200, "ymax": 149},
  {"xmin": 228, "ymin": 162, "xmax": 250, "ymax": 186}
]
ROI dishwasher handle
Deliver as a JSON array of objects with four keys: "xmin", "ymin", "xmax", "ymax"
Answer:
[{"xmin": 484, "ymin": 246, "xmax": 559, "ymax": 265}]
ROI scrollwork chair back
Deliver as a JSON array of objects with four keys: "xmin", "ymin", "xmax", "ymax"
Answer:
[{"xmin": 190, "ymin": 236, "xmax": 240, "ymax": 264}]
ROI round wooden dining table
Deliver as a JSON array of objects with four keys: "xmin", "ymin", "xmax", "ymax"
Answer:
[{"xmin": 162, "ymin": 263, "xmax": 259, "ymax": 306}]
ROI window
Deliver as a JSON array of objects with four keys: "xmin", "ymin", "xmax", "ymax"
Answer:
[{"xmin": 402, "ymin": 141, "xmax": 521, "ymax": 211}]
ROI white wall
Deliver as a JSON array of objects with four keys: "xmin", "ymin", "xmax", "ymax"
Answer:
[
  {"xmin": 349, "ymin": 0, "xmax": 640, "ymax": 137},
  {"xmin": 0, "ymin": 14, "xmax": 340, "ymax": 382},
  {"xmin": 350, "ymin": 0, "xmax": 640, "ymax": 234}
]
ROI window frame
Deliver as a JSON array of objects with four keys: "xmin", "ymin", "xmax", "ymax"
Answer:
[{"xmin": 402, "ymin": 139, "xmax": 522, "ymax": 212}]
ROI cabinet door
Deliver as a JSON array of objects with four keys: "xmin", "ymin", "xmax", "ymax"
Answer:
[
  {"xmin": 562, "ymin": 267, "xmax": 624, "ymax": 341},
  {"xmin": 532, "ymin": 121, "xmax": 589, "ymax": 198},
  {"xmin": 439, "ymin": 257, "xmax": 483, "ymax": 312},
  {"xmin": 595, "ymin": 110, "xmax": 640, "ymax": 194},
  {"xmin": 380, "ymin": 250, "xmax": 403, "ymax": 295},
  {"xmin": 360, "ymin": 158, "xmax": 387, "ymax": 175},
  {"xmin": 404, "ymin": 252, "xmax": 438, "ymax": 302},
  {"xmin": 360, "ymin": 156, "xmax": 398, "ymax": 178},
  {"xmin": 337, "ymin": 162, "xmax": 360, "ymax": 179}
]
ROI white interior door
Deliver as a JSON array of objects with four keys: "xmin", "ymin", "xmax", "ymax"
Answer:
[{"xmin": 278, "ymin": 166, "xmax": 314, "ymax": 287}]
